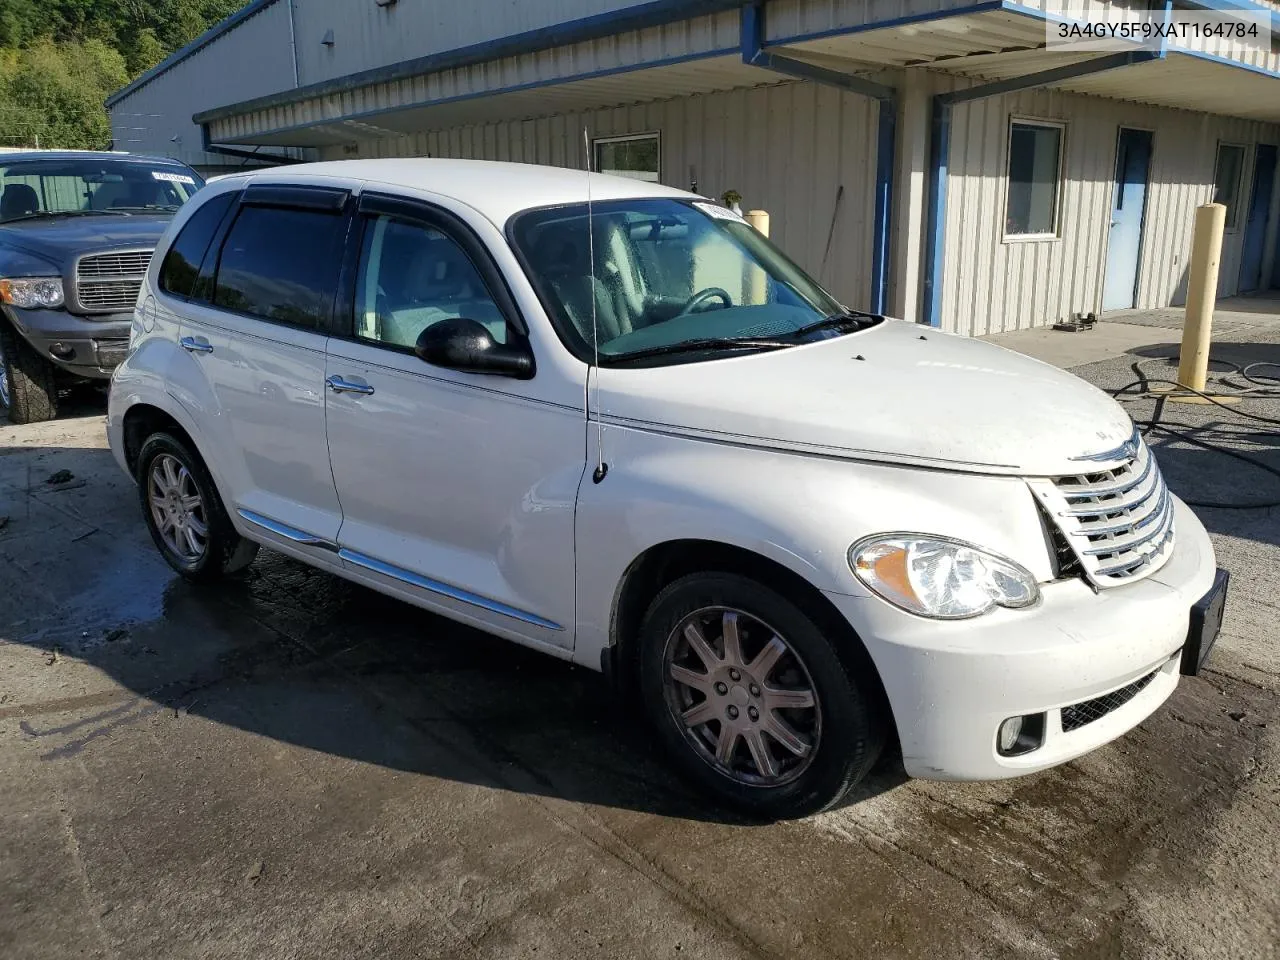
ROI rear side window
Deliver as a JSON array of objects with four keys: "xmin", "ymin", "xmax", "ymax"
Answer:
[
  {"xmin": 212, "ymin": 205, "xmax": 347, "ymax": 329},
  {"xmin": 158, "ymin": 191, "xmax": 236, "ymax": 299}
]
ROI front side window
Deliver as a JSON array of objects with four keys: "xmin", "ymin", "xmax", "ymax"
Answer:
[
  {"xmin": 0, "ymin": 158, "xmax": 203, "ymax": 223},
  {"xmin": 594, "ymin": 134, "xmax": 660, "ymax": 183},
  {"xmin": 510, "ymin": 199, "xmax": 849, "ymax": 364},
  {"xmin": 1213, "ymin": 144, "xmax": 1246, "ymax": 229},
  {"xmin": 1005, "ymin": 120, "xmax": 1063, "ymax": 238},
  {"xmin": 158, "ymin": 192, "xmax": 237, "ymax": 300},
  {"xmin": 354, "ymin": 215, "xmax": 509, "ymax": 348},
  {"xmin": 212, "ymin": 205, "xmax": 346, "ymax": 330}
]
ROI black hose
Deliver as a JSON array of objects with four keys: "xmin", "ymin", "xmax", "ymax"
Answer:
[{"xmin": 1109, "ymin": 357, "xmax": 1280, "ymax": 509}]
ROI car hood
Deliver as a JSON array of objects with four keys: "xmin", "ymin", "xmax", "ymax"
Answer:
[
  {"xmin": 597, "ymin": 319, "xmax": 1135, "ymax": 477},
  {"xmin": 0, "ymin": 214, "xmax": 172, "ymax": 262}
]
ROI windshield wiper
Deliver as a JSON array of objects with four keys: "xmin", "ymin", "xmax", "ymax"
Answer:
[
  {"xmin": 785, "ymin": 309, "xmax": 882, "ymax": 340},
  {"xmin": 1, "ymin": 209, "xmax": 133, "ymax": 224},
  {"xmin": 600, "ymin": 337, "xmax": 795, "ymax": 365}
]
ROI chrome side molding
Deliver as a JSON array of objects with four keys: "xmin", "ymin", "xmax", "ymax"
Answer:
[
  {"xmin": 237, "ymin": 508, "xmax": 338, "ymax": 550},
  {"xmin": 338, "ymin": 548, "xmax": 564, "ymax": 632}
]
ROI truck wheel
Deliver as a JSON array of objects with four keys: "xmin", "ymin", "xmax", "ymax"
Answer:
[
  {"xmin": 0, "ymin": 319, "xmax": 58, "ymax": 423},
  {"xmin": 136, "ymin": 432, "xmax": 258, "ymax": 581},
  {"xmin": 638, "ymin": 573, "xmax": 886, "ymax": 820}
]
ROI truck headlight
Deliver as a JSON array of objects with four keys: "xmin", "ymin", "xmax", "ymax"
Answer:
[
  {"xmin": 849, "ymin": 535, "xmax": 1039, "ymax": 619},
  {"xmin": 0, "ymin": 277, "xmax": 64, "ymax": 309}
]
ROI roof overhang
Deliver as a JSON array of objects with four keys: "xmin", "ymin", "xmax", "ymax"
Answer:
[{"xmin": 201, "ymin": 0, "xmax": 1280, "ymax": 148}]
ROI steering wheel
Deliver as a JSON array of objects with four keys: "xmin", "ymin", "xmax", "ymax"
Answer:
[{"xmin": 678, "ymin": 287, "xmax": 733, "ymax": 316}]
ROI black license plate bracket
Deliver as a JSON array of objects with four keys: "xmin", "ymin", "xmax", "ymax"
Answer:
[{"xmin": 1181, "ymin": 568, "xmax": 1229, "ymax": 676}]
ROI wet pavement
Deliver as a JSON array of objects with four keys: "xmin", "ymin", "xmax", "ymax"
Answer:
[{"xmin": 2, "ymin": 345, "xmax": 1279, "ymax": 960}]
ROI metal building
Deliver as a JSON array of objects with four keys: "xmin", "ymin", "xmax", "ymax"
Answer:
[{"xmin": 106, "ymin": 0, "xmax": 1280, "ymax": 336}]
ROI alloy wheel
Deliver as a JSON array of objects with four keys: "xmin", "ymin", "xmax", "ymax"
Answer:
[
  {"xmin": 147, "ymin": 453, "xmax": 208, "ymax": 562},
  {"xmin": 663, "ymin": 606, "xmax": 822, "ymax": 787},
  {"xmin": 0, "ymin": 336, "xmax": 9, "ymax": 409}
]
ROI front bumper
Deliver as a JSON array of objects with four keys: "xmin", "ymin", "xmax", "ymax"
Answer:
[
  {"xmin": 826, "ymin": 497, "xmax": 1218, "ymax": 781},
  {"xmin": 3, "ymin": 304, "xmax": 132, "ymax": 379}
]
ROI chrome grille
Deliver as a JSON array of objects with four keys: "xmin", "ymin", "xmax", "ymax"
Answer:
[
  {"xmin": 1028, "ymin": 431, "xmax": 1175, "ymax": 587},
  {"xmin": 77, "ymin": 251, "xmax": 152, "ymax": 278},
  {"xmin": 1061, "ymin": 670, "xmax": 1158, "ymax": 732},
  {"xmin": 75, "ymin": 249, "xmax": 152, "ymax": 312}
]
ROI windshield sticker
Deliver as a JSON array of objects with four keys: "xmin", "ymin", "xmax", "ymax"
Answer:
[
  {"xmin": 693, "ymin": 201, "xmax": 747, "ymax": 224},
  {"xmin": 152, "ymin": 171, "xmax": 196, "ymax": 185}
]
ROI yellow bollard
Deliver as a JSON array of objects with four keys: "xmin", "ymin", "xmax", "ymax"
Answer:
[
  {"xmin": 1177, "ymin": 203, "xmax": 1226, "ymax": 392},
  {"xmin": 745, "ymin": 209, "xmax": 770, "ymax": 237}
]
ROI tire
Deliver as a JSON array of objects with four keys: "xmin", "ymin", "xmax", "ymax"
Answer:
[
  {"xmin": 638, "ymin": 572, "xmax": 885, "ymax": 820},
  {"xmin": 136, "ymin": 432, "xmax": 258, "ymax": 581},
  {"xmin": 0, "ymin": 318, "xmax": 58, "ymax": 424}
]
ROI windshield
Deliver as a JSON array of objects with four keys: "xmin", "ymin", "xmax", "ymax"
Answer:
[
  {"xmin": 509, "ymin": 198, "xmax": 850, "ymax": 364},
  {"xmin": 0, "ymin": 158, "xmax": 203, "ymax": 223}
]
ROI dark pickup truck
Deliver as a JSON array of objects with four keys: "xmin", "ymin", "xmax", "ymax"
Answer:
[{"xmin": 0, "ymin": 151, "xmax": 205, "ymax": 423}]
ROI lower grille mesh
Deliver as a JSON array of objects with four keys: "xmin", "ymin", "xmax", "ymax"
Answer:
[{"xmin": 1061, "ymin": 670, "xmax": 1158, "ymax": 732}]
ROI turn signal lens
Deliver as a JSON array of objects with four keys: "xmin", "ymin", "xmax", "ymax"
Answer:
[
  {"xmin": 850, "ymin": 535, "xmax": 1039, "ymax": 619},
  {"xmin": 0, "ymin": 277, "xmax": 64, "ymax": 309}
]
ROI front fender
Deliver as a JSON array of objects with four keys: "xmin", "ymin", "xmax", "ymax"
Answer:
[{"xmin": 572, "ymin": 424, "xmax": 1053, "ymax": 670}]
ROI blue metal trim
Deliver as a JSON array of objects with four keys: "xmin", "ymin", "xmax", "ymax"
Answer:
[
  {"xmin": 921, "ymin": 47, "xmax": 1166, "ymax": 328},
  {"xmin": 107, "ymin": 0, "xmax": 283, "ymax": 107},
  {"xmin": 338, "ymin": 548, "xmax": 564, "ymax": 631},
  {"xmin": 871, "ymin": 98, "xmax": 896, "ymax": 315},
  {"xmin": 237, "ymin": 508, "xmax": 338, "ymax": 549},
  {"xmin": 193, "ymin": 0, "xmax": 746, "ymax": 125},
  {"xmin": 202, "ymin": 47, "xmax": 738, "ymax": 146},
  {"xmin": 742, "ymin": 1, "xmax": 896, "ymax": 313},
  {"xmin": 1177, "ymin": 46, "xmax": 1280, "ymax": 80},
  {"xmin": 922, "ymin": 97, "xmax": 950, "ymax": 329}
]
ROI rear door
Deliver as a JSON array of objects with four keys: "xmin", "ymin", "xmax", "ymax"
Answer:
[
  {"xmin": 323, "ymin": 192, "xmax": 583, "ymax": 649},
  {"xmin": 175, "ymin": 183, "xmax": 351, "ymax": 545}
]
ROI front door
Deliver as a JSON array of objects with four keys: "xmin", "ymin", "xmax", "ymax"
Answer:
[
  {"xmin": 323, "ymin": 193, "xmax": 583, "ymax": 649},
  {"xmin": 1103, "ymin": 128, "xmax": 1154, "ymax": 311},
  {"xmin": 1240, "ymin": 143, "xmax": 1277, "ymax": 293}
]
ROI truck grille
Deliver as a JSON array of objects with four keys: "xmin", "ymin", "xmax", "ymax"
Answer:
[
  {"xmin": 1028, "ymin": 431, "xmax": 1175, "ymax": 587},
  {"xmin": 1061, "ymin": 669, "xmax": 1158, "ymax": 732},
  {"xmin": 75, "ymin": 249, "xmax": 153, "ymax": 312}
]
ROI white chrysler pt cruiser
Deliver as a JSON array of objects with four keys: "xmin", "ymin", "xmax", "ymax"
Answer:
[{"xmin": 107, "ymin": 159, "xmax": 1227, "ymax": 819}]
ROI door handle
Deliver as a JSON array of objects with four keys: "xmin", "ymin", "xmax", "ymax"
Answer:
[
  {"xmin": 326, "ymin": 375, "xmax": 375, "ymax": 396},
  {"xmin": 179, "ymin": 336, "xmax": 213, "ymax": 354}
]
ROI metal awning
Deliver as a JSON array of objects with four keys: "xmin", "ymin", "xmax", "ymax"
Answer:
[{"xmin": 200, "ymin": 2, "xmax": 1280, "ymax": 147}]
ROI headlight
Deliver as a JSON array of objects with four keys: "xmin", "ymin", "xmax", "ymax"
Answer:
[
  {"xmin": 0, "ymin": 277, "xmax": 64, "ymax": 309},
  {"xmin": 849, "ymin": 534, "xmax": 1039, "ymax": 619}
]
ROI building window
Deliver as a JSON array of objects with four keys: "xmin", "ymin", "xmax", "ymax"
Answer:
[
  {"xmin": 593, "ymin": 134, "xmax": 660, "ymax": 182},
  {"xmin": 1004, "ymin": 120, "xmax": 1064, "ymax": 239},
  {"xmin": 1213, "ymin": 143, "xmax": 1246, "ymax": 230}
]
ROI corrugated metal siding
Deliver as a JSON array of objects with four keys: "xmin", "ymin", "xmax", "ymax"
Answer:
[
  {"xmin": 941, "ymin": 82, "xmax": 1280, "ymax": 336},
  {"xmin": 322, "ymin": 81, "xmax": 879, "ymax": 310},
  {"xmin": 294, "ymin": 0, "xmax": 647, "ymax": 85},
  {"xmin": 764, "ymin": 0, "xmax": 979, "ymax": 41},
  {"xmin": 214, "ymin": 13, "xmax": 743, "ymax": 144},
  {"xmin": 108, "ymin": 0, "xmax": 296, "ymax": 167}
]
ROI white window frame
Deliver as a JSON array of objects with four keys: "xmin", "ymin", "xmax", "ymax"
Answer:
[
  {"xmin": 1212, "ymin": 141, "xmax": 1247, "ymax": 232},
  {"xmin": 1001, "ymin": 116, "xmax": 1067, "ymax": 243},
  {"xmin": 592, "ymin": 132, "xmax": 662, "ymax": 182}
]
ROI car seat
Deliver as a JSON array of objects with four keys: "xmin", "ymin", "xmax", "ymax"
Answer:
[{"xmin": 1, "ymin": 184, "xmax": 40, "ymax": 220}]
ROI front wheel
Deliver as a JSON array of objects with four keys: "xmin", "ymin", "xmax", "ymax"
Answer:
[
  {"xmin": 0, "ymin": 320, "xmax": 58, "ymax": 424},
  {"xmin": 136, "ymin": 432, "xmax": 258, "ymax": 581},
  {"xmin": 639, "ymin": 573, "xmax": 885, "ymax": 819}
]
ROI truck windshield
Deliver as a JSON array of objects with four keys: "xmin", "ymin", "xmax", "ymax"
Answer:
[
  {"xmin": 0, "ymin": 158, "xmax": 204, "ymax": 223},
  {"xmin": 510, "ymin": 198, "xmax": 855, "ymax": 364}
]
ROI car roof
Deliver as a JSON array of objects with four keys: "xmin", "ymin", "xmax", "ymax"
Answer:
[
  {"xmin": 233, "ymin": 158, "xmax": 697, "ymax": 226},
  {"xmin": 0, "ymin": 150, "xmax": 193, "ymax": 166}
]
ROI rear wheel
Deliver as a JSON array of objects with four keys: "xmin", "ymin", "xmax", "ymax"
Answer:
[
  {"xmin": 639, "ymin": 573, "xmax": 885, "ymax": 820},
  {"xmin": 136, "ymin": 432, "xmax": 258, "ymax": 581},
  {"xmin": 0, "ymin": 320, "xmax": 58, "ymax": 424}
]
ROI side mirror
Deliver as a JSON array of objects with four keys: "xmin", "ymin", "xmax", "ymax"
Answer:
[{"xmin": 414, "ymin": 318, "xmax": 534, "ymax": 379}]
